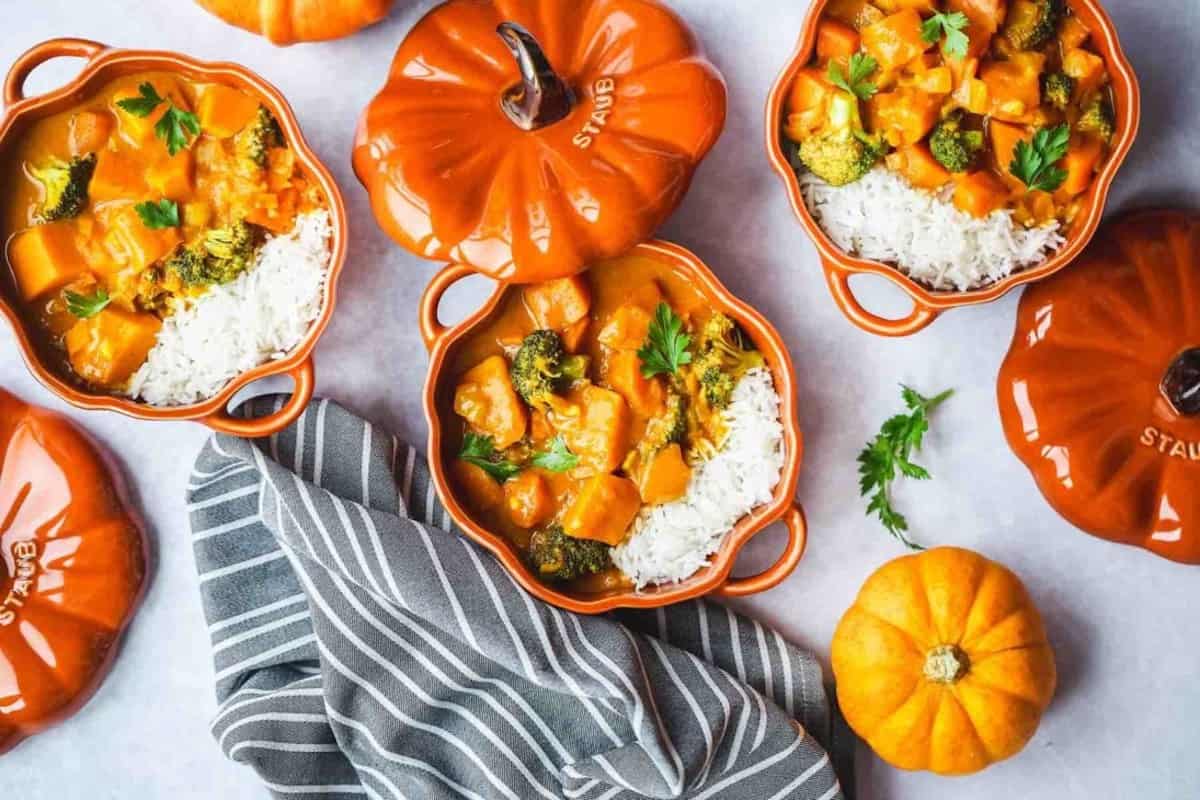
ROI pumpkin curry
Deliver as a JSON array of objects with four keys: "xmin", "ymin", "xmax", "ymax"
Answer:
[
  {"xmin": 2, "ymin": 72, "xmax": 324, "ymax": 393},
  {"xmin": 787, "ymin": 0, "xmax": 1115, "ymax": 224},
  {"xmin": 447, "ymin": 256, "xmax": 766, "ymax": 592}
]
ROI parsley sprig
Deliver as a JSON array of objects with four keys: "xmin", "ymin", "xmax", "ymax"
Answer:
[
  {"xmin": 64, "ymin": 287, "xmax": 111, "ymax": 319},
  {"xmin": 116, "ymin": 82, "xmax": 201, "ymax": 156},
  {"xmin": 458, "ymin": 433, "xmax": 522, "ymax": 482},
  {"xmin": 638, "ymin": 303, "xmax": 693, "ymax": 379},
  {"xmin": 1009, "ymin": 124, "xmax": 1071, "ymax": 193},
  {"xmin": 134, "ymin": 199, "xmax": 180, "ymax": 229},
  {"xmin": 921, "ymin": 12, "xmax": 971, "ymax": 59},
  {"xmin": 531, "ymin": 436, "xmax": 579, "ymax": 472},
  {"xmin": 858, "ymin": 386, "xmax": 953, "ymax": 550},
  {"xmin": 827, "ymin": 52, "xmax": 879, "ymax": 101}
]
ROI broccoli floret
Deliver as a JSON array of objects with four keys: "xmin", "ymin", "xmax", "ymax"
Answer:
[
  {"xmin": 167, "ymin": 220, "xmax": 258, "ymax": 286},
  {"xmin": 527, "ymin": 525, "xmax": 611, "ymax": 583},
  {"xmin": 163, "ymin": 244, "xmax": 208, "ymax": 285},
  {"xmin": 797, "ymin": 92, "xmax": 884, "ymax": 187},
  {"xmin": 30, "ymin": 153, "xmax": 96, "ymax": 221},
  {"xmin": 1003, "ymin": 0, "xmax": 1063, "ymax": 50},
  {"xmin": 929, "ymin": 112, "xmax": 984, "ymax": 173},
  {"xmin": 236, "ymin": 106, "xmax": 284, "ymax": 169},
  {"xmin": 700, "ymin": 365, "xmax": 736, "ymax": 409},
  {"xmin": 1076, "ymin": 96, "xmax": 1115, "ymax": 142},
  {"xmin": 696, "ymin": 313, "xmax": 765, "ymax": 374},
  {"xmin": 1042, "ymin": 72, "xmax": 1075, "ymax": 111},
  {"xmin": 644, "ymin": 392, "xmax": 688, "ymax": 452},
  {"xmin": 510, "ymin": 330, "xmax": 588, "ymax": 408}
]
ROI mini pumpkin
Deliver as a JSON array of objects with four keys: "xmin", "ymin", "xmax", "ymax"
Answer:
[
  {"xmin": 832, "ymin": 547, "xmax": 1056, "ymax": 776},
  {"xmin": 0, "ymin": 389, "xmax": 146, "ymax": 754},
  {"xmin": 353, "ymin": 0, "xmax": 727, "ymax": 283},
  {"xmin": 999, "ymin": 210, "xmax": 1200, "ymax": 565},
  {"xmin": 194, "ymin": 0, "xmax": 395, "ymax": 45}
]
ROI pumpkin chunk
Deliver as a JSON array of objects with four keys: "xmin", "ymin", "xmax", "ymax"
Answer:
[
  {"xmin": 562, "ymin": 474, "xmax": 641, "ymax": 545},
  {"xmin": 603, "ymin": 349, "xmax": 666, "ymax": 417},
  {"xmin": 8, "ymin": 223, "xmax": 85, "ymax": 301},
  {"xmin": 196, "ymin": 84, "xmax": 261, "ymax": 139},
  {"xmin": 868, "ymin": 88, "xmax": 942, "ymax": 147},
  {"xmin": 103, "ymin": 207, "xmax": 181, "ymax": 274},
  {"xmin": 90, "ymin": 150, "xmax": 145, "ymax": 201},
  {"xmin": 862, "ymin": 9, "xmax": 929, "ymax": 71},
  {"xmin": 638, "ymin": 444, "xmax": 692, "ymax": 505},
  {"xmin": 1058, "ymin": 135, "xmax": 1104, "ymax": 197},
  {"xmin": 452, "ymin": 461, "xmax": 505, "ymax": 512},
  {"xmin": 68, "ymin": 111, "xmax": 114, "ymax": 156},
  {"xmin": 523, "ymin": 275, "xmax": 591, "ymax": 331},
  {"xmin": 559, "ymin": 385, "xmax": 631, "ymax": 474},
  {"xmin": 953, "ymin": 171, "xmax": 1010, "ymax": 218},
  {"xmin": 504, "ymin": 471, "xmax": 556, "ymax": 529},
  {"xmin": 886, "ymin": 144, "xmax": 952, "ymax": 190},
  {"xmin": 146, "ymin": 151, "xmax": 195, "ymax": 200},
  {"xmin": 453, "ymin": 355, "xmax": 528, "ymax": 449},
  {"xmin": 817, "ymin": 19, "xmax": 861, "ymax": 63},
  {"xmin": 65, "ymin": 307, "xmax": 161, "ymax": 387},
  {"xmin": 597, "ymin": 303, "xmax": 654, "ymax": 351}
]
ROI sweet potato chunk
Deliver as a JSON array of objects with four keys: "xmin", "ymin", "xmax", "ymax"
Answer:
[
  {"xmin": 8, "ymin": 223, "xmax": 85, "ymax": 301},
  {"xmin": 504, "ymin": 471, "xmax": 555, "ymax": 529},
  {"xmin": 69, "ymin": 111, "xmax": 113, "ymax": 156},
  {"xmin": 562, "ymin": 474, "xmax": 641, "ymax": 545},
  {"xmin": 453, "ymin": 355, "xmax": 528, "ymax": 449},
  {"xmin": 560, "ymin": 385, "xmax": 630, "ymax": 474},
  {"xmin": 862, "ymin": 9, "xmax": 929, "ymax": 71},
  {"xmin": 523, "ymin": 275, "xmax": 591, "ymax": 331},
  {"xmin": 638, "ymin": 444, "xmax": 692, "ymax": 506},
  {"xmin": 603, "ymin": 350, "xmax": 666, "ymax": 417},
  {"xmin": 196, "ymin": 84, "xmax": 260, "ymax": 139},
  {"xmin": 453, "ymin": 461, "xmax": 505, "ymax": 513},
  {"xmin": 65, "ymin": 307, "xmax": 161, "ymax": 387}
]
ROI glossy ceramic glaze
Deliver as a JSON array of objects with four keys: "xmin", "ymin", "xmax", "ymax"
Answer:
[
  {"xmin": 998, "ymin": 210, "xmax": 1200, "ymax": 565},
  {"xmin": 0, "ymin": 388, "xmax": 147, "ymax": 754},
  {"xmin": 0, "ymin": 39, "xmax": 347, "ymax": 436},
  {"xmin": 354, "ymin": 0, "xmax": 727, "ymax": 285},
  {"xmin": 194, "ymin": 0, "xmax": 395, "ymax": 45},
  {"xmin": 420, "ymin": 240, "xmax": 806, "ymax": 613},
  {"xmin": 765, "ymin": 0, "xmax": 1140, "ymax": 337}
]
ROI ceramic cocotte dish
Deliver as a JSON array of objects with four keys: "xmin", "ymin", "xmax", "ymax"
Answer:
[
  {"xmin": 765, "ymin": 0, "xmax": 1140, "ymax": 337},
  {"xmin": 419, "ymin": 240, "xmax": 808, "ymax": 614},
  {"xmin": 0, "ymin": 38, "xmax": 348, "ymax": 436}
]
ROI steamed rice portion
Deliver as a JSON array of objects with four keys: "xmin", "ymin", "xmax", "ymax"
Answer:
[
  {"xmin": 613, "ymin": 368, "xmax": 785, "ymax": 588},
  {"xmin": 126, "ymin": 210, "xmax": 332, "ymax": 406},
  {"xmin": 800, "ymin": 168, "xmax": 1065, "ymax": 292}
]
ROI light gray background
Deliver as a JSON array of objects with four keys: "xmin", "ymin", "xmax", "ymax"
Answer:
[{"xmin": 1, "ymin": 0, "xmax": 1197, "ymax": 797}]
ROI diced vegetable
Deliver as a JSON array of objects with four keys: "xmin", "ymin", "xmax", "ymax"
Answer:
[
  {"xmin": 945, "ymin": 0, "xmax": 1008, "ymax": 34},
  {"xmin": 862, "ymin": 9, "xmax": 929, "ymax": 71},
  {"xmin": 504, "ymin": 471, "xmax": 556, "ymax": 529},
  {"xmin": 1058, "ymin": 135, "xmax": 1104, "ymax": 197},
  {"xmin": 559, "ymin": 385, "xmax": 631, "ymax": 474},
  {"xmin": 111, "ymin": 79, "xmax": 180, "ymax": 143},
  {"xmin": 453, "ymin": 460, "xmax": 505, "ymax": 511},
  {"xmin": 825, "ymin": 0, "xmax": 887, "ymax": 30},
  {"xmin": 988, "ymin": 120, "xmax": 1032, "ymax": 183},
  {"xmin": 561, "ymin": 317, "xmax": 589, "ymax": 352},
  {"xmin": 68, "ymin": 111, "xmax": 113, "ymax": 156},
  {"xmin": 1059, "ymin": 15, "xmax": 1091, "ymax": 50},
  {"xmin": 244, "ymin": 187, "xmax": 299, "ymax": 233},
  {"xmin": 453, "ymin": 355, "xmax": 528, "ymax": 449},
  {"xmin": 867, "ymin": 87, "xmax": 942, "ymax": 147},
  {"xmin": 90, "ymin": 150, "xmax": 145, "ymax": 201},
  {"xmin": 787, "ymin": 67, "xmax": 833, "ymax": 116},
  {"xmin": 64, "ymin": 307, "xmax": 162, "ymax": 387},
  {"xmin": 562, "ymin": 473, "xmax": 641, "ymax": 546},
  {"xmin": 981, "ymin": 56, "xmax": 1044, "ymax": 121},
  {"xmin": 1062, "ymin": 48, "xmax": 1107, "ymax": 97},
  {"xmin": 886, "ymin": 144, "xmax": 952, "ymax": 190},
  {"xmin": 8, "ymin": 223, "xmax": 85, "ymax": 301},
  {"xmin": 953, "ymin": 171, "xmax": 1011, "ymax": 218},
  {"xmin": 523, "ymin": 275, "xmax": 591, "ymax": 331},
  {"xmin": 196, "ymin": 84, "xmax": 260, "ymax": 139},
  {"xmin": 146, "ymin": 151, "xmax": 195, "ymax": 200},
  {"xmin": 817, "ymin": 19, "xmax": 861, "ymax": 63},
  {"xmin": 597, "ymin": 303, "xmax": 654, "ymax": 350},
  {"xmin": 104, "ymin": 207, "xmax": 182, "ymax": 273},
  {"xmin": 637, "ymin": 444, "xmax": 692, "ymax": 505},
  {"xmin": 603, "ymin": 349, "xmax": 666, "ymax": 417}
]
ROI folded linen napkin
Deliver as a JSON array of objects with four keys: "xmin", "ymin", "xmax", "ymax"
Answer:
[{"xmin": 188, "ymin": 396, "xmax": 851, "ymax": 800}]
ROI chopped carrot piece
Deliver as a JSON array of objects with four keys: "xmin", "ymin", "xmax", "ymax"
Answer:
[
  {"xmin": 862, "ymin": 9, "xmax": 929, "ymax": 71},
  {"xmin": 523, "ymin": 276, "xmax": 591, "ymax": 331},
  {"xmin": 65, "ymin": 307, "xmax": 161, "ymax": 388},
  {"xmin": 817, "ymin": 19, "xmax": 861, "ymax": 63},
  {"xmin": 602, "ymin": 350, "xmax": 666, "ymax": 417},
  {"xmin": 453, "ymin": 355, "xmax": 528, "ymax": 449},
  {"xmin": 196, "ymin": 84, "xmax": 260, "ymax": 139},
  {"xmin": 68, "ymin": 111, "xmax": 113, "ymax": 156},
  {"xmin": 7, "ymin": 223, "xmax": 85, "ymax": 301},
  {"xmin": 638, "ymin": 444, "xmax": 692, "ymax": 505},
  {"xmin": 562, "ymin": 474, "xmax": 641, "ymax": 545},
  {"xmin": 504, "ymin": 471, "xmax": 556, "ymax": 529},
  {"xmin": 953, "ymin": 171, "xmax": 1011, "ymax": 218},
  {"xmin": 886, "ymin": 144, "xmax": 952, "ymax": 190}
]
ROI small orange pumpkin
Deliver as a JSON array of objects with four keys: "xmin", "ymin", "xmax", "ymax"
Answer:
[
  {"xmin": 194, "ymin": 0, "xmax": 396, "ymax": 45},
  {"xmin": 832, "ymin": 547, "xmax": 1056, "ymax": 776},
  {"xmin": 353, "ymin": 0, "xmax": 727, "ymax": 283},
  {"xmin": 999, "ymin": 210, "xmax": 1200, "ymax": 565},
  {"xmin": 0, "ymin": 389, "xmax": 146, "ymax": 754}
]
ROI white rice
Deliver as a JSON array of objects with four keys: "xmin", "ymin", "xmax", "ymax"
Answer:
[
  {"xmin": 799, "ymin": 167, "xmax": 1065, "ymax": 291},
  {"xmin": 612, "ymin": 368, "xmax": 785, "ymax": 589},
  {"xmin": 126, "ymin": 210, "xmax": 332, "ymax": 406}
]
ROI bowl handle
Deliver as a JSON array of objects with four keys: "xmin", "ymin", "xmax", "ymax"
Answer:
[
  {"xmin": 202, "ymin": 358, "xmax": 315, "ymax": 438},
  {"xmin": 823, "ymin": 261, "xmax": 939, "ymax": 337},
  {"xmin": 715, "ymin": 503, "xmax": 808, "ymax": 598},
  {"xmin": 5, "ymin": 38, "xmax": 107, "ymax": 107},
  {"xmin": 419, "ymin": 264, "xmax": 477, "ymax": 353}
]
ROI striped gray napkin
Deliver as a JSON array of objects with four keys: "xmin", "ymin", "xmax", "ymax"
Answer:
[{"xmin": 188, "ymin": 396, "xmax": 851, "ymax": 800}]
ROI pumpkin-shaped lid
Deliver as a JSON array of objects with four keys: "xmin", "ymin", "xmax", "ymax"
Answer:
[
  {"xmin": 353, "ymin": 0, "xmax": 727, "ymax": 283},
  {"xmin": 999, "ymin": 209, "xmax": 1200, "ymax": 565},
  {"xmin": 194, "ymin": 0, "xmax": 396, "ymax": 45},
  {"xmin": 0, "ymin": 390, "xmax": 146, "ymax": 753}
]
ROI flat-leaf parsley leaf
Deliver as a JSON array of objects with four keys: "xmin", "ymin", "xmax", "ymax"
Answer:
[
  {"xmin": 1010, "ymin": 124, "xmax": 1071, "ymax": 193},
  {"xmin": 459, "ymin": 433, "xmax": 522, "ymax": 482},
  {"xmin": 921, "ymin": 12, "xmax": 971, "ymax": 59},
  {"xmin": 116, "ymin": 81, "xmax": 201, "ymax": 156},
  {"xmin": 64, "ymin": 287, "xmax": 111, "ymax": 319},
  {"xmin": 531, "ymin": 436, "xmax": 579, "ymax": 472},
  {"xmin": 638, "ymin": 303, "xmax": 693, "ymax": 378},
  {"xmin": 827, "ymin": 52, "xmax": 880, "ymax": 101},
  {"xmin": 134, "ymin": 199, "xmax": 180, "ymax": 229}
]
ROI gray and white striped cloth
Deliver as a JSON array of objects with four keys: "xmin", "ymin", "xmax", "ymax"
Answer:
[{"xmin": 188, "ymin": 396, "xmax": 852, "ymax": 800}]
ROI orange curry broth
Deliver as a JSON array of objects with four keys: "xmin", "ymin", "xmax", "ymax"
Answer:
[
  {"xmin": 1, "ymin": 71, "xmax": 324, "ymax": 393},
  {"xmin": 787, "ymin": 0, "xmax": 1114, "ymax": 225},
  {"xmin": 444, "ymin": 254, "xmax": 717, "ymax": 594}
]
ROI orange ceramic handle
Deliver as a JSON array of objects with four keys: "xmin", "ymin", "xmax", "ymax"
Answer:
[
  {"xmin": 716, "ymin": 504, "xmax": 808, "ymax": 598},
  {"xmin": 824, "ymin": 264, "xmax": 940, "ymax": 337},
  {"xmin": 4, "ymin": 38, "xmax": 107, "ymax": 107},
  {"xmin": 419, "ymin": 263, "xmax": 477, "ymax": 353},
  {"xmin": 203, "ymin": 358, "xmax": 315, "ymax": 438}
]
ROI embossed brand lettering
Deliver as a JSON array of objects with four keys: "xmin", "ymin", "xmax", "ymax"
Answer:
[
  {"xmin": 1, "ymin": 540, "xmax": 39, "ymax": 626},
  {"xmin": 572, "ymin": 78, "xmax": 617, "ymax": 149},
  {"xmin": 1140, "ymin": 426, "xmax": 1200, "ymax": 461}
]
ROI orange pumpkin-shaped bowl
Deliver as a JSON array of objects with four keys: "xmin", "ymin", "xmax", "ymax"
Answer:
[
  {"xmin": 0, "ymin": 39, "xmax": 348, "ymax": 437},
  {"xmin": 354, "ymin": 0, "xmax": 727, "ymax": 284},
  {"xmin": 999, "ymin": 209, "xmax": 1200, "ymax": 565},
  {"xmin": 419, "ymin": 240, "xmax": 807, "ymax": 613},
  {"xmin": 0, "ymin": 388, "xmax": 147, "ymax": 754},
  {"xmin": 765, "ymin": 0, "xmax": 1140, "ymax": 337},
  {"xmin": 194, "ymin": 0, "xmax": 396, "ymax": 45}
]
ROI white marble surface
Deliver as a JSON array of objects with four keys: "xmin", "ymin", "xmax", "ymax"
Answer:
[{"xmin": 2, "ymin": 0, "xmax": 1199, "ymax": 797}]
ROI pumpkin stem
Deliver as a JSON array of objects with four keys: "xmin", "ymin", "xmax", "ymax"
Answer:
[
  {"xmin": 497, "ymin": 22, "xmax": 575, "ymax": 131},
  {"xmin": 924, "ymin": 645, "xmax": 970, "ymax": 684},
  {"xmin": 1163, "ymin": 348, "xmax": 1200, "ymax": 417}
]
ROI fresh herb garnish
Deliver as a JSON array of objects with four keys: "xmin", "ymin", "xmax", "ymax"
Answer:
[
  {"xmin": 638, "ymin": 303, "xmax": 693, "ymax": 379},
  {"xmin": 858, "ymin": 385, "xmax": 953, "ymax": 550},
  {"xmin": 1010, "ymin": 124, "xmax": 1071, "ymax": 193},
  {"xmin": 115, "ymin": 82, "xmax": 201, "ymax": 156},
  {"xmin": 459, "ymin": 433, "xmax": 522, "ymax": 482},
  {"xmin": 64, "ymin": 287, "xmax": 111, "ymax": 319},
  {"xmin": 531, "ymin": 436, "xmax": 579, "ymax": 472},
  {"xmin": 921, "ymin": 12, "xmax": 971, "ymax": 59},
  {"xmin": 827, "ymin": 52, "xmax": 879, "ymax": 101},
  {"xmin": 134, "ymin": 199, "xmax": 179, "ymax": 229}
]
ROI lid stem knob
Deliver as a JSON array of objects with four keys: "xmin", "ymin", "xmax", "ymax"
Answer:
[
  {"xmin": 1163, "ymin": 348, "xmax": 1200, "ymax": 416},
  {"xmin": 497, "ymin": 22, "xmax": 575, "ymax": 131}
]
